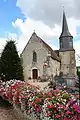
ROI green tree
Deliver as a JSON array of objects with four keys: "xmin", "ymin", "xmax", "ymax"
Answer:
[{"xmin": 0, "ymin": 40, "xmax": 24, "ymax": 81}]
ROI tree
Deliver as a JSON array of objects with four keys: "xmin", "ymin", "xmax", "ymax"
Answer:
[
  {"xmin": 76, "ymin": 67, "xmax": 80, "ymax": 105},
  {"xmin": 0, "ymin": 40, "xmax": 24, "ymax": 81}
]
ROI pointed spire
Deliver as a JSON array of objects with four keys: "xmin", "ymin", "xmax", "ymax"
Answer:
[
  {"xmin": 59, "ymin": 9, "xmax": 72, "ymax": 38},
  {"xmin": 62, "ymin": 10, "xmax": 68, "ymax": 33}
]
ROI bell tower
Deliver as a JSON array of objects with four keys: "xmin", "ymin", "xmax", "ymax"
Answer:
[
  {"xmin": 59, "ymin": 10, "xmax": 73, "ymax": 50},
  {"xmin": 59, "ymin": 10, "xmax": 76, "ymax": 87}
]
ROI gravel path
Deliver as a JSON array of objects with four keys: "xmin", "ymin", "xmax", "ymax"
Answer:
[
  {"xmin": 0, "ymin": 97, "xmax": 22, "ymax": 120},
  {"xmin": 0, "ymin": 106, "xmax": 21, "ymax": 120}
]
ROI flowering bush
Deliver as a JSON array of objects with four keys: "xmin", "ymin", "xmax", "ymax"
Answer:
[{"xmin": 0, "ymin": 80, "xmax": 80, "ymax": 120}]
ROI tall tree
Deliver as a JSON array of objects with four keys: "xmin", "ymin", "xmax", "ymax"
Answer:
[{"xmin": 0, "ymin": 40, "xmax": 24, "ymax": 81}]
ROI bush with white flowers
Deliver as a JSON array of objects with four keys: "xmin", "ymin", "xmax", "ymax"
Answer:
[{"xmin": 0, "ymin": 79, "xmax": 80, "ymax": 120}]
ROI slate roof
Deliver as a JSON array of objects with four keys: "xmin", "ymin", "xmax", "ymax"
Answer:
[{"xmin": 59, "ymin": 11, "xmax": 73, "ymax": 38}]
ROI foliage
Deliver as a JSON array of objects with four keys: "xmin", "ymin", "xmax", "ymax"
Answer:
[
  {"xmin": 77, "ymin": 67, "xmax": 80, "ymax": 78},
  {"xmin": 0, "ymin": 79, "xmax": 80, "ymax": 120},
  {"xmin": 0, "ymin": 40, "xmax": 24, "ymax": 81}
]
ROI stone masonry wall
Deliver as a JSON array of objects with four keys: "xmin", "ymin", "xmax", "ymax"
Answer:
[
  {"xmin": 59, "ymin": 50, "xmax": 76, "ymax": 76},
  {"xmin": 21, "ymin": 33, "xmax": 60, "ymax": 81},
  {"xmin": 21, "ymin": 34, "xmax": 49, "ymax": 81}
]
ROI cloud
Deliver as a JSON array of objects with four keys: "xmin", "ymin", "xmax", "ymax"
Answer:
[
  {"xmin": 4, "ymin": 32, "xmax": 18, "ymax": 40},
  {"xmin": 73, "ymin": 40, "xmax": 80, "ymax": 66},
  {"xmin": 0, "ymin": 31, "xmax": 80, "ymax": 66},
  {"xmin": 15, "ymin": 0, "xmax": 80, "ymax": 40},
  {"xmin": 12, "ymin": 16, "xmax": 80, "ymax": 41},
  {"xmin": 11, "ymin": 0, "xmax": 80, "ymax": 66},
  {"xmin": 12, "ymin": 16, "xmax": 80, "ymax": 52},
  {"xmin": 0, "ymin": 32, "xmax": 18, "ymax": 56},
  {"xmin": 12, "ymin": 17, "xmax": 62, "ymax": 54},
  {"xmin": 16, "ymin": 0, "xmax": 80, "ymax": 27},
  {"xmin": 4, "ymin": 0, "xmax": 7, "ymax": 2},
  {"xmin": 0, "ymin": 38, "xmax": 6, "ymax": 55},
  {"xmin": 15, "ymin": 0, "xmax": 80, "ymax": 42},
  {"xmin": 12, "ymin": 18, "xmax": 62, "ymax": 40}
]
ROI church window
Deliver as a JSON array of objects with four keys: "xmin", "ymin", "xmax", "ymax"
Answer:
[{"xmin": 33, "ymin": 51, "xmax": 37, "ymax": 62}]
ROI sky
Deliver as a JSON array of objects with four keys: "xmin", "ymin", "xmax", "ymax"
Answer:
[{"xmin": 0, "ymin": 0, "xmax": 80, "ymax": 65}]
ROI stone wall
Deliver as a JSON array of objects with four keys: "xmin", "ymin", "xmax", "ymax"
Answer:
[
  {"xmin": 59, "ymin": 50, "xmax": 76, "ymax": 76},
  {"xmin": 21, "ymin": 33, "xmax": 60, "ymax": 81},
  {"xmin": 49, "ymin": 57, "xmax": 60, "ymax": 77},
  {"xmin": 21, "ymin": 33, "xmax": 49, "ymax": 81}
]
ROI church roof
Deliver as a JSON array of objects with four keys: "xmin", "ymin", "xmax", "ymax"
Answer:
[
  {"xmin": 34, "ymin": 32, "xmax": 61, "ymax": 62},
  {"xmin": 59, "ymin": 10, "xmax": 73, "ymax": 38}
]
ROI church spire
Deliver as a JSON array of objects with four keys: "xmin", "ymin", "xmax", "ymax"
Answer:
[
  {"xmin": 59, "ymin": 10, "xmax": 73, "ymax": 50},
  {"xmin": 60, "ymin": 10, "xmax": 72, "ymax": 38}
]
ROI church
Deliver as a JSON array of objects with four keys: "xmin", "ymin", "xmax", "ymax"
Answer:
[{"xmin": 20, "ymin": 11, "xmax": 77, "ymax": 87}]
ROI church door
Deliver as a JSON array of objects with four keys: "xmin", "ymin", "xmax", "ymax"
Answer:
[{"xmin": 32, "ymin": 69, "xmax": 38, "ymax": 79}]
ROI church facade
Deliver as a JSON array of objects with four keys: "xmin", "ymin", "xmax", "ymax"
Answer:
[{"xmin": 21, "ymin": 11, "xmax": 76, "ymax": 86}]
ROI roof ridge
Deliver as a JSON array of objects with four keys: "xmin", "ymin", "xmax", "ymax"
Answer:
[{"xmin": 36, "ymin": 34, "xmax": 60, "ymax": 62}]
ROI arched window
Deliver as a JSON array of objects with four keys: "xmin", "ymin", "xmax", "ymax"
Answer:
[{"xmin": 33, "ymin": 51, "xmax": 37, "ymax": 62}]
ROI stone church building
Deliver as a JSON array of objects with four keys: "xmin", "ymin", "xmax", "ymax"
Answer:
[{"xmin": 21, "ymin": 11, "xmax": 76, "ymax": 87}]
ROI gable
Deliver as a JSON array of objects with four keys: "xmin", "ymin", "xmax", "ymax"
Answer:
[
  {"xmin": 21, "ymin": 32, "xmax": 61, "ymax": 62},
  {"xmin": 20, "ymin": 32, "xmax": 41, "ymax": 56}
]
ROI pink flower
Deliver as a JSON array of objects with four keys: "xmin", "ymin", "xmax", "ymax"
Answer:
[
  {"xmin": 35, "ymin": 107, "xmax": 41, "ymax": 112},
  {"xmin": 64, "ymin": 118, "xmax": 70, "ymax": 120},
  {"xmin": 55, "ymin": 114, "xmax": 61, "ymax": 119},
  {"xmin": 76, "ymin": 106, "xmax": 80, "ymax": 113},
  {"xmin": 46, "ymin": 112, "xmax": 51, "ymax": 117},
  {"xmin": 66, "ymin": 110, "xmax": 72, "ymax": 115}
]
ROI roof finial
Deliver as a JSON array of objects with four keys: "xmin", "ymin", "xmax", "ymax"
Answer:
[
  {"xmin": 62, "ymin": 6, "xmax": 65, "ymax": 13},
  {"xmin": 33, "ymin": 29, "xmax": 35, "ymax": 33},
  {"xmin": 32, "ymin": 29, "xmax": 37, "ymax": 36},
  {"xmin": 62, "ymin": 5, "xmax": 64, "ymax": 10}
]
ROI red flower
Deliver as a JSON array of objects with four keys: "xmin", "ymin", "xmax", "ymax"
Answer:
[
  {"xmin": 32, "ymin": 102, "xmax": 35, "ymax": 106},
  {"xmin": 35, "ymin": 98, "xmax": 41, "ymax": 104},
  {"xmin": 64, "ymin": 118, "xmax": 70, "ymax": 120},
  {"xmin": 48, "ymin": 92, "xmax": 52, "ymax": 97},
  {"xmin": 48, "ymin": 98, "xmax": 52, "ymax": 101},
  {"xmin": 66, "ymin": 110, "xmax": 72, "ymax": 115},
  {"xmin": 47, "ymin": 104, "xmax": 54, "ymax": 109}
]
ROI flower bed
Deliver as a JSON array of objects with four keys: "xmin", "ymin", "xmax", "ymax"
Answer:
[{"xmin": 0, "ymin": 80, "xmax": 80, "ymax": 120}]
